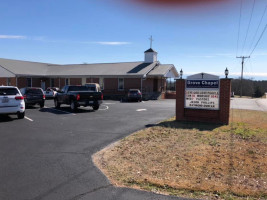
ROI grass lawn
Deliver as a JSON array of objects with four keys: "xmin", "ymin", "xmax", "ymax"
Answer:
[{"xmin": 93, "ymin": 109, "xmax": 267, "ymax": 200}]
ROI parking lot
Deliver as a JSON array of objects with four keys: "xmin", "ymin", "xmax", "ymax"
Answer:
[{"xmin": 0, "ymin": 99, "xmax": 184, "ymax": 200}]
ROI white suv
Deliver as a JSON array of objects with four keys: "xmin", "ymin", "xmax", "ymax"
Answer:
[{"xmin": 0, "ymin": 86, "xmax": 25, "ymax": 119}]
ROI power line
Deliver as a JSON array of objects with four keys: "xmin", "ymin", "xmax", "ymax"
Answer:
[
  {"xmin": 248, "ymin": 5, "xmax": 267, "ymax": 54},
  {"xmin": 241, "ymin": 0, "xmax": 256, "ymax": 55},
  {"xmin": 236, "ymin": 0, "xmax": 243, "ymax": 57},
  {"xmin": 249, "ymin": 24, "xmax": 267, "ymax": 57}
]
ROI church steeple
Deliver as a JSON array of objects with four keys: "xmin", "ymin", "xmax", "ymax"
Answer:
[{"xmin": 144, "ymin": 36, "xmax": 158, "ymax": 63}]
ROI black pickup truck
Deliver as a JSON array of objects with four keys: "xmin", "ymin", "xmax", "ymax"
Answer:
[{"xmin": 54, "ymin": 85, "xmax": 103, "ymax": 111}]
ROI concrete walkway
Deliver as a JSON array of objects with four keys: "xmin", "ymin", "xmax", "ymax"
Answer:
[{"xmin": 230, "ymin": 98, "xmax": 267, "ymax": 111}]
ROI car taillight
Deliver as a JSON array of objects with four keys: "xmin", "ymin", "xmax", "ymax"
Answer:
[
  {"xmin": 101, "ymin": 93, "xmax": 103, "ymax": 100},
  {"xmin": 43, "ymin": 95, "xmax": 46, "ymax": 99},
  {"xmin": 76, "ymin": 94, "xmax": 80, "ymax": 101},
  {"xmin": 15, "ymin": 96, "xmax": 24, "ymax": 100},
  {"xmin": 138, "ymin": 92, "xmax": 142, "ymax": 95}
]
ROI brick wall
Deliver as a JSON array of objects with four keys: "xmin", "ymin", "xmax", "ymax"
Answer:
[
  {"xmin": 10, "ymin": 78, "xmax": 16, "ymax": 86},
  {"xmin": 143, "ymin": 78, "xmax": 154, "ymax": 93},
  {"xmin": 86, "ymin": 78, "xmax": 99, "ymax": 83},
  {"xmin": 104, "ymin": 78, "xmax": 118, "ymax": 94},
  {"xmin": 32, "ymin": 78, "xmax": 41, "ymax": 87},
  {"xmin": 54, "ymin": 78, "xmax": 60, "ymax": 88},
  {"xmin": 0, "ymin": 78, "xmax": 6, "ymax": 85},
  {"xmin": 17, "ymin": 77, "xmax": 27, "ymax": 88},
  {"xmin": 176, "ymin": 79, "xmax": 231, "ymax": 125},
  {"xmin": 219, "ymin": 79, "xmax": 231, "ymax": 124},
  {"xmin": 165, "ymin": 91, "xmax": 176, "ymax": 99},
  {"xmin": 59, "ymin": 78, "xmax": 65, "ymax": 89},
  {"xmin": 70, "ymin": 78, "xmax": 82, "ymax": 85},
  {"xmin": 125, "ymin": 78, "xmax": 141, "ymax": 90},
  {"xmin": 0, "ymin": 78, "xmax": 16, "ymax": 86}
]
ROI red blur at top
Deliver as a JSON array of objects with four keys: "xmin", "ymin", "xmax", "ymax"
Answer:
[
  {"xmin": 134, "ymin": 0, "xmax": 229, "ymax": 6},
  {"xmin": 43, "ymin": 95, "xmax": 46, "ymax": 100}
]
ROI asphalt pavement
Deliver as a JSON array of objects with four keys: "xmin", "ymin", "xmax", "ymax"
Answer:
[
  {"xmin": 230, "ymin": 97, "xmax": 267, "ymax": 111},
  {"xmin": 0, "ymin": 99, "xmax": 191, "ymax": 200}
]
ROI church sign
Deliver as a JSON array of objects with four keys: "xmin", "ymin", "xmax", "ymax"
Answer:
[{"xmin": 185, "ymin": 73, "xmax": 220, "ymax": 110}]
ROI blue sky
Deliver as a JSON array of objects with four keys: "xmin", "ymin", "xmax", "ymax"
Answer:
[{"xmin": 0, "ymin": 0, "xmax": 266, "ymax": 80}]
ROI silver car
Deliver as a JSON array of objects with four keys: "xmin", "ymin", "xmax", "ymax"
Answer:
[{"xmin": 0, "ymin": 86, "xmax": 25, "ymax": 119}]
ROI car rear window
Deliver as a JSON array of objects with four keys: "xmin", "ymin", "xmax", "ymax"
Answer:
[
  {"xmin": 86, "ymin": 86, "xmax": 96, "ymax": 91},
  {"xmin": 129, "ymin": 90, "xmax": 139, "ymax": 94},
  {"xmin": 0, "ymin": 88, "xmax": 19, "ymax": 96},
  {"xmin": 68, "ymin": 86, "xmax": 89, "ymax": 91},
  {"xmin": 27, "ymin": 88, "xmax": 43, "ymax": 95}
]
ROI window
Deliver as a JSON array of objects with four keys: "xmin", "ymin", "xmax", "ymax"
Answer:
[
  {"xmin": 0, "ymin": 88, "xmax": 19, "ymax": 95},
  {"xmin": 50, "ymin": 78, "xmax": 55, "ymax": 87},
  {"xmin": 99, "ymin": 78, "xmax": 104, "ymax": 90},
  {"xmin": 65, "ymin": 78, "xmax": 69, "ymax": 86},
  {"xmin": 7, "ymin": 78, "xmax": 11, "ymax": 86},
  {"xmin": 27, "ymin": 78, "xmax": 32, "ymax": 87},
  {"xmin": 118, "ymin": 78, "xmax": 124, "ymax": 90}
]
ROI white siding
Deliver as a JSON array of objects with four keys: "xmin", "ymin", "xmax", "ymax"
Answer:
[{"xmin": 144, "ymin": 52, "xmax": 157, "ymax": 63}]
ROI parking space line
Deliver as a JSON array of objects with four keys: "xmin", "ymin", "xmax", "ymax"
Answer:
[
  {"xmin": 25, "ymin": 116, "xmax": 34, "ymax": 122},
  {"xmin": 99, "ymin": 105, "xmax": 109, "ymax": 111},
  {"xmin": 44, "ymin": 106, "xmax": 76, "ymax": 115},
  {"xmin": 136, "ymin": 109, "xmax": 147, "ymax": 112}
]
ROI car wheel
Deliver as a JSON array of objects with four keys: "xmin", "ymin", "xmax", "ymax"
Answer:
[
  {"xmin": 17, "ymin": 112, "xmax": 25, "ymax": 119},
  {"xmin": 54, "ymin": 99, "xmax": 60, "ymax": 108},
  {"xmin": 70, "ymin": 100, "xmax": 77, "ymax": 112},
  {"xmin": 40, "ymin": 102, "xmax": 44, "ymax": 108},
  {"xmin": 93, "ymin": 105, "xmax": 99, "ymax": 110}
]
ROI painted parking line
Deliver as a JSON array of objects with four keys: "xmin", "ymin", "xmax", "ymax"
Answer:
[
  {"xmin": 25, "ymin": 116, "xmax": 34, "ymax": 122},
  {"xmin": 44, "ymin": 106, "xmax": 76, "ymax": 115},
  {"xmin": 136, "ymin": 109, "xmax": 147, "ymax": 112},
  {"xmin": 99, "ymin": 105, "xmax": 109, "ymax": 111}
]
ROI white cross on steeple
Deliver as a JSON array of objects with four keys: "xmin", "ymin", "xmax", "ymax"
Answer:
[{"xmin": 149, "ymin": 35, "xmax": 153, "ymax": 48}]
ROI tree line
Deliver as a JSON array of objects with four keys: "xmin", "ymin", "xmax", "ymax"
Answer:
[{"xmin": 231, "ymin": 79, "xmax": 267, "ymax": 97}]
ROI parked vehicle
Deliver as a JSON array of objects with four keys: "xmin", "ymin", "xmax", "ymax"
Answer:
[
  {"xmin": 84, "ymin": 83, "xmax": 101, "ymax": 92},
  {"xmin": 20, "ymin": 87, "xmax": 45, "ymax": 108},
  {"xmin": 54, "ymin": 85, "xmax": 103, "ymax": 111},
  {"xmin": 127, "ymin": 89, "xmax": 142, "ymax": 102},
  {"xmin": 0, "ymin": 86, "xmax": 25, "ymax": 119},
  {"xmin": 45, "ymin": 87, "xmax": 59, "ymax": 99}
]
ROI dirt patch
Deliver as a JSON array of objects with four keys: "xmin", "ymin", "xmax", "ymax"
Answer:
[{"xmin": 93, "ymin": 109, "xmax": 267, "ymax": 200}]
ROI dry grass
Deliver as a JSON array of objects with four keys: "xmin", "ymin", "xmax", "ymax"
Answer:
[{"xmin": 93, "ymin": 109, "xmax": 267, "ymax": 200}]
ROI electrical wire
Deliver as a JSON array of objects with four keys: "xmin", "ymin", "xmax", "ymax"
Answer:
[
  {"xmin": 249, "ymin": 24, "xmax": 267, "ymax": 57},
  {"xmin": 248, "ymin": 5, "xmax": 267, "ymax": 54},
  {"xmin": 241, "ymin": 0, "xmax": 256, "ymax": 55},
  {"xmin": 236, "ymin": 0, "xmax": 243, "ymax": 57}
]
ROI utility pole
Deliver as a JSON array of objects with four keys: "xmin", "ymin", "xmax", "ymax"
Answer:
[{"xmin": 236, "ymin": 56, "xmax": 250, "ymax": 97}]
